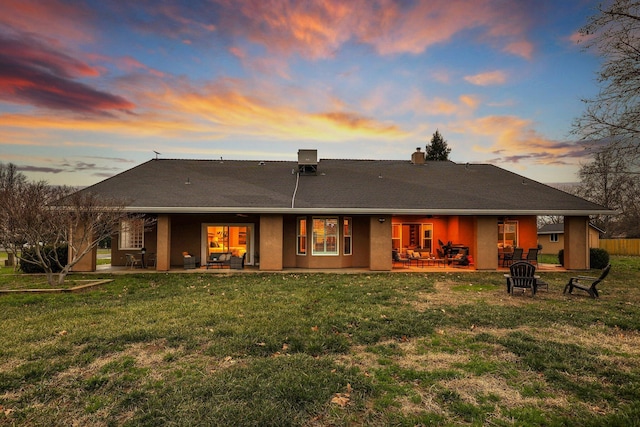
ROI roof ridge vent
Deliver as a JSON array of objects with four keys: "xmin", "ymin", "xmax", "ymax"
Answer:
[{"xmin": 297, "ymin": 149, "xmax": 317, "ymax": 175}]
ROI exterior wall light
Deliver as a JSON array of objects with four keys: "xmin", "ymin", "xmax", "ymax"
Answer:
[{"xmin": 378, "ymin": 217, "xmax": 386, "ymax": 223}]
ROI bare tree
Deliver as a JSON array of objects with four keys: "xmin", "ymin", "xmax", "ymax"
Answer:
[
  {"xmin": 572, "ymin": 0, "xmax": 640, "ymax": 160},
  {"xmin": 0, "ymin": 164, "xmax": 131, "ymax": 285},
  {"xmin": 575, "ymin": 147, "xmax": 640, "ymax": 237}
]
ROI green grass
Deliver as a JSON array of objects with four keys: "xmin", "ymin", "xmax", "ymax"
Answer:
[{"xmin": 1, "ymin": 258, "xmax": 640, "ymax": 425}]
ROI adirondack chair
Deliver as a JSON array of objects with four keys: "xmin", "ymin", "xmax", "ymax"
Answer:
[
  {"xmin": 505, "ymin": 261, "xmax": 537, "ymax": 296},
  {"xmin": 563, "ymin": 264, "xmax": 611, "ymax": 298}
]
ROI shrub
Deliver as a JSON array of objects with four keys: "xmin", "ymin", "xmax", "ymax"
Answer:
[
  {"xmin": 19, "ymin": 245, "xmax": 68, "ymax": 274},
  {"xmin": 557, "ymin": 248, "xmax": 609, "ymax": 269},
  {"xmin": 590, "ymin": 248, "xmax": 610, "ymax": 269}
]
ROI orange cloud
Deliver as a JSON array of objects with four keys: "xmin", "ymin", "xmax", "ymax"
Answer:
[
  {"xmin": 399, "ymin": 93, "xmax": 480, "ymax": 117},
  {"xmin": 464, "ymin": 70, "xmax": 507, "ymax": 86},
  {"xmin": 1, "ymin": 78, "xmax": 408, "ymax": 143},
  {"xmin": 463, "ymin": 115, "xmax": 589, "ymax": 164},
  {"xmin": 130, "ymin": 0, "xmax": 536, "ymax": 60}
]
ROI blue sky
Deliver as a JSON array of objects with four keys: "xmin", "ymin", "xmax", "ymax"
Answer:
[{"xmin": 0, "ymin": 0, "xmax": 602, "ymax": 186}]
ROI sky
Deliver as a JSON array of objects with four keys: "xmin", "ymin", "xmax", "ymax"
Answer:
[{"xmin": 0, "ymin": 0, "xmax": 604, "ymax": 187}]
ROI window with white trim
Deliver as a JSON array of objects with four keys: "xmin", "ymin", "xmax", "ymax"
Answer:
[
  {"xmin": 312, "ymin": 217, "xmax": 338, "ymax": 255},
  {"xmin": 343, "ymin": 217, "xmax": 352, "ymax": 255},
  {"xmin": 119, "ymin": 218, "xmax": 144, "ymax": 250},
  {"xmin": 550, "ymin": 233, "xmax": 559, "ymax": 242},
  {"xmin": 392, "ymin": 223, "xmax": 401, "ymax": 250},
  {"xmin": 422, "ymin": 224, "xmax": 433, "ymax": 254},
  {"xmin": 297, "ymin": 217, "xmax": 307, "ymax": 255},
  {"xmin": 498, "ymin": 220, "xmax": 518, "ymax": 248}
]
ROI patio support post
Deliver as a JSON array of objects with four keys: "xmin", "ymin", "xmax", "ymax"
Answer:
[
  {"xmin": 564, "ymin": 216, "xmax": 589, "ymax": 270},
  {"xmin": 474, "ymin": 216, "xmax": 498, "ymax": 270},
  {"xmin": 156, "ymin": 214, "xmax": 171, "ymax": 271},
  {"xmin": 370, "ymin": 215, "xmax": 392, "ymax": 271},
  {"xmin": 70, "ymin": 221, "xmax": 97, "ymax": 272},
  {"xmin": 259, "ymin": 214, "xmax": 283, "ymax": 270}
]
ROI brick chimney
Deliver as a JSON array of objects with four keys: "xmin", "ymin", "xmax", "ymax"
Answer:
[{"xmin": 411, "ymin": 147, "xmax": 425, "ymax": 164}]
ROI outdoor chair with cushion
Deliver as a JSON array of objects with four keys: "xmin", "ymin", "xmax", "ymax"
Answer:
[
  {"xmin": 392, "ymin": 250, "xmax": 411, "ymax": 268},
  {"xmin": 406, "ymin": 249, "xmax": 429, "ymax": 266},
  {"xmin": 563, "ymin": 264, "xmax": 611, "ymax": 298},
  {"xmin": 206, "ymin": 252, "xmax": 232, "ymax": 269},
  {"xmin": 504, "ymin": 261, "xmax": 537, "ymax": 296},
  {"xmin": 230, "ymin": 253, "xmax": 246, "ymax": 269},
  {"xmin": 183, "ymin": 252, "xmax": 200, "ymax": 269}
]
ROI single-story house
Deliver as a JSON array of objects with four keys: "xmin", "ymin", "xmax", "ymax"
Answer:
[
  {"xmin": 72, "ymin": 148, "xmax": 614, "ymax": 272},
  {"xmin": 538, "ymin": 222, "xmax": 603, "ymax": 255}
]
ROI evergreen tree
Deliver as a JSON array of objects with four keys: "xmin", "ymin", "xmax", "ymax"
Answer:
[{"xmin": 425, "ymin": 130, "xmax": 451, "ymax": 161}]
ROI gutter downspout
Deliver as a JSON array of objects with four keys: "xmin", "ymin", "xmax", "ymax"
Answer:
[{"xmin": 291, "ymin": 171, "xmax": 300, "ymax": 208}]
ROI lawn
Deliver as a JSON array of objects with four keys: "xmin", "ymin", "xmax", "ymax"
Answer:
[{"xmin": 1, "ymin": 258, "xmax": 640, "ymax": 426}]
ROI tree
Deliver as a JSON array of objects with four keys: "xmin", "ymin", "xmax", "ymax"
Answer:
[
  {"xmin": 0, "ymin": 163, "xmax": 132, "ymax": 285},
  {"xmin": 425, "ymin": 130, "xmax": 451, "ymax": 161},
  {"xmin": 572, "ymin": 0, "xmax": 640, "ymax": 159},
  {"xmin": 575, "ymin": 147, "xmax": 640, "ymax": 237}
]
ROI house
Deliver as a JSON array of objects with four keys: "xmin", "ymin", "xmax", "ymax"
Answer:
[
  {"xmin": 538, "ymin": 223, "xmax": 603, "ymax": 255},
  {"xmin": 72, "ymin": 149, "xmax": 614, "ymax": 272}
]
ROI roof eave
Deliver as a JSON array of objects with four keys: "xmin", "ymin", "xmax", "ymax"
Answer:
[{"xmin": 123, "ymin": 207, "xmax": 617, "ymax": 216}]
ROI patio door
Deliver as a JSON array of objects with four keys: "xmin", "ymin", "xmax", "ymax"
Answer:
[{"xmin": 203, "ymin": 224, "xmax": 253, "ymax": 265}]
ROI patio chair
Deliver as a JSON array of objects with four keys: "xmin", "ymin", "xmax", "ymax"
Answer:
[
  {"xmin": 183, "ymin": 252, "xmax": 200, "ymax": 269},
  {"xmin": 502, "ymin": 247, "xmax": 523, "ymax": 267},
  {"xmin": 563, "ymin": 264, "xmax": 611, "ymax": 298},
  {"xmin": 146, "ymin": 252, "xmax": 156, "ymax": 268},
  {"xmin": 505, "ymin": 261, "xmax": 537, "ymax": 296},
  {"xmin": 526, "ymin": 248, "xmax": 539, "ymax": 266},
  {"xmin": 392, "ymin": 250, "xmax": 410, "ymax": 268},
  {"xmin": 125, "ymin": 253, "xmax": 142, "ymax": 269}
]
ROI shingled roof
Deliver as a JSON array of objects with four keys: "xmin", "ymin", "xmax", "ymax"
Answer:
[{"xmin": 81, "ymin": 158, "xmax": 613, "ymax": 216}]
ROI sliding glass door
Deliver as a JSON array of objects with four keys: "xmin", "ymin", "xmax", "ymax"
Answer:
[{"xmin": 203, "ymin": 224, "xmax": 253, "ymax": 264}]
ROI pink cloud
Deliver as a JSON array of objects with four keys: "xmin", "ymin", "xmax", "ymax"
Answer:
[
  {"xmin": 464, "ymin": 70, "xmax": 507, "ymax": 86},
  {"xmin": 0, "ymin": 0, "xmax": 95, "ymax": 44}
]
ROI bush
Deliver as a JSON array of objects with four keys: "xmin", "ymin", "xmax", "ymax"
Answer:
[
  {"xmin": 19, "ymin": 245, "xmax": 68, "ymax": 274},
  {"xmin": 558, "ymin": 248, "xmax": 609, "ymax": 269},
  {"xmin": 590, "ymin": 248, "xmax": 610, "ymax": 269}
]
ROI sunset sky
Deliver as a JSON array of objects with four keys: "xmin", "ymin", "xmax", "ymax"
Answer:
[{"xmin": 0, "ymin": 0, "xmax": 603, "ymax": 186}]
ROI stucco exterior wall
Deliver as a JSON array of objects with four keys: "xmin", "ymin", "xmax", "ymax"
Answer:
[
  {"xmin": 260, "ymin": 214, "xmax": 283, "ymax": 270},
  {"xmin": 564, "ymin": 216, "xmax": 589, "ymax": 270},
  {"xmin": 156, "ymin": 215, "xmax": 171, "ymax": 271},
  {"xmin": 475, "ymin": 216, "xmax": 497, "ymax": 270},
  {"xmin": 70, "ymin": 223, "xmax": 96, "ymax": 272},
  {"xmin": 370, "ymin": 215, "xmax": 391, "ymax": 270}
]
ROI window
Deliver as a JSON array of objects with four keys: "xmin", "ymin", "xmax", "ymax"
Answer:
[
  {"xmin": 119, "ymin": 218, "xmax": 144, "ymax": 250},
  {"xmin": 343, "ymin": 217, "xmax": 352, "ymax": 255},
  {"xmin": 312, "ymin": 217, "xmax": 338, "ymax": 255},
  {"xmin": 498, "ymin": 220, "xmax": 518, "ymax": 248},
  {"xmin": 550, "ymin": 233, "xmax": 559, "ymax": 242},
  {"xmin": 297, "ymin": 217, "xmax": 307, "ymax": 255},
  {"xmin": 422, "ymin": 224, "xmax": 433, "ymax": 254},
  {"xmin": 392, "ymin": 224, "xmax": 401, "ymax": 250}
]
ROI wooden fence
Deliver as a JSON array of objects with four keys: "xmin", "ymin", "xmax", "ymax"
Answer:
[{"xmin": 599, "ymin": 239, "xmax": 640, "ymax": 256}]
